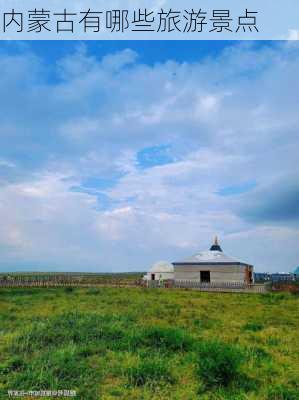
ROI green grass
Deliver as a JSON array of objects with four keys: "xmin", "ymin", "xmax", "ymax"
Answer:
[
  {"xmin": 242, "ymin": 321, "xmax": 264, "ymax": 332},
  {"xmin": 0, "ymin": 287, "xmax": 298, "ymax": 399},
  {"xmin": 126, "ymin": 356, "xmax": 176, "ymax": 388},
  {"xmin": 195, "ymin": 340, "xmax": 246, "ymax": 390}
]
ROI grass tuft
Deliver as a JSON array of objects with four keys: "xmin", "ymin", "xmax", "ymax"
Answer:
[
  {"xmin": 261, "ymin": 293, "xmax": 290, "ymax": 305},
  {"xmin": 267, "ymin": 384, "xmax": 299, "ymax": 400},
  {"xmin": 5, "ymin": 346, "xmax": 100, "ymax": 400},
  {"xmin": 242, "ymin": 321, "xmax": 264, "ymax": 332},
  {"xmin": 195, "ymin": 340, "xmax": 246, "ymax": 389},
  {"xmin": 131, "ymin": 325, "xmax": 194, "ymax": 352},
  {"xmin": 64, "ymin": 286, "xmax": 75, "ymax": 293},
  {"xmin": 10, "ymin": 312, "xmax": 127, "ymax": 353},
  {"xmin": 126, "ymin": 356, "xmax": 176, "ymax": 387}
]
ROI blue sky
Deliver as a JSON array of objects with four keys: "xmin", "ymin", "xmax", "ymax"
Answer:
[{"xmin": 0, "ymin": 40, "xmax": 298, "ymax": 273}]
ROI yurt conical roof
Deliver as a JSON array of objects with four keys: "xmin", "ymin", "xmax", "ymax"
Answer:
[{"xmin": 173, "ymin": 237, "xmax": 252, "ymax": 267}]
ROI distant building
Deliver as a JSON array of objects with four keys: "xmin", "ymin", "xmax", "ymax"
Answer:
[
  {"xmin": 254, "ymin": 272, "xmax": 271, "ymax": 282},
  {"xmin": 143, "ymin": 261, "xmax": 174, "ymax": 281},
  {"xmin": 172, "ymin": 237, "xmax": 254, "ymax": 285},
  {"xmin": 271, "ymin": 273, "xmax": 296, "ymax": 282},
  {"xmin": 255, "ymin": 272, "xmax": 297, "ymax": 282}
]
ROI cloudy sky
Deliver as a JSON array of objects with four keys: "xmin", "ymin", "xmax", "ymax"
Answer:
[{"xmin": 0, "ymin": 40, "xmax": 298, "ymax": 273}]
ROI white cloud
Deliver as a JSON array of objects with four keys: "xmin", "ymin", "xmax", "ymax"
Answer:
[
  {"xmin": 287, "ymin": 29, "xmax": 299, "ymax": 40},
  {"xmin": 0, "ymin": 42, "xmax": 298, "ymax": 273},
  {"xmin": 101, "ymin": 48, "xmax": 138, "ymax": 70},
  {"xmin": 0, "ymin": 159, "xmax": 15, "ymax": 168}
]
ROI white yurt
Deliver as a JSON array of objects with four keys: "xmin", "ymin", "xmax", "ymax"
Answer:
[
  {"xmin": 143, "ymin": 261, "xmax": 174, "ymax": 281},
  {"xmin": 173, "ymin": 237, "xmax": 254, "ymax": 285}
]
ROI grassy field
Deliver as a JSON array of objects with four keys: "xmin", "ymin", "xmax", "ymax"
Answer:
[
  {"xmin": 0, "ymin": 272, "xmax": 144, "ymax": 285},
  {"xmin": 0, "ymin": 288, "xmax": 298, "ymax": 400}
]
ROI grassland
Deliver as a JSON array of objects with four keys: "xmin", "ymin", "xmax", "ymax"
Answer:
[{"xmin": 0, "ymin": 288, "xmax": 298, "ymax": 400}]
